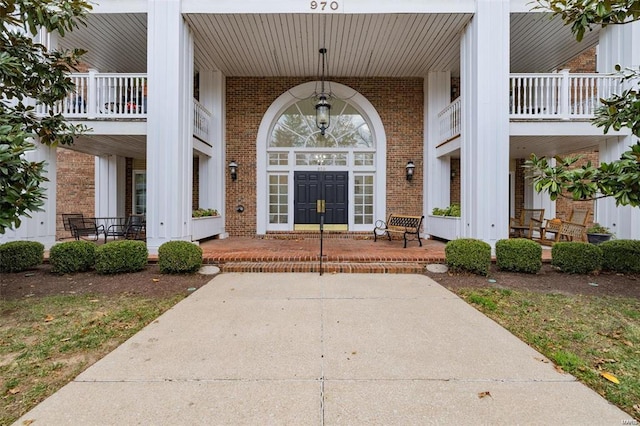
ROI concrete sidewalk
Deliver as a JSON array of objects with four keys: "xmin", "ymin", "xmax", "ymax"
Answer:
[{"xmin": 16, "ymin": 274, "xmax": 631, "ymax": 425}]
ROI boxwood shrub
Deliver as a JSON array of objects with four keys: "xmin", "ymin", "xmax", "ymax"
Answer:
[
  {"xmin": 599, "ymin": 239, "xmax": 640, "ymax": 274},
  {"xmin": 551, "ymin": 242, "xmax": 603, "ymax": 274},
  {"xmin": 158, "ymin": 241, "xmax": 203, "ymax": 274},
  {"xmin": 495, "ymin": 238, "xmax": 542, "ymax": 274},
  {"xmin": 49, "ymin": 240, "xmax": 97, "ymax": 274},
  {"xmin": 0, "ymin": 241, "xmax": 44, "ymax": 273},
  {"xmin": 95, "ymin": 240, "xmax": 148, "ymax": 274},
  {"xmin": 445, "ymin": 238, "xmax": 491, "ymax": 276}
]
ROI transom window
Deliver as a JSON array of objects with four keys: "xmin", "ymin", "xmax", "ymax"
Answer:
[{"xmin": 270, "ymin": 97, "xmax": 372, "ymax": 148}]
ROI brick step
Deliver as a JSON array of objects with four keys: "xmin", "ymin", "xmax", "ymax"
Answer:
[{"xmin": 218, "ymin": 261, "xmax": 427, "ymax": 274}]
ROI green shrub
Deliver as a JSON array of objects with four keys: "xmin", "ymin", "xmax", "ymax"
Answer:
[
  {"xmin": 0, "ymin": 241, "xmax": 44, "ymax": 273},
  {"xmin": 551, "ymin": 242, "xmax": 603, "ymax": 274},
  {"xmin": 432, "ymin": 203, "xmax": 461, "ymax": 217},
  {"xmin": 599, "ymin": 239, "xmax": 640, "ymax": 274},
  {"xmin": 95, "ymin": 240, "xmax": 148, "ymax": 274},
  {"xmin": 495, "ymin": 238, "xmax": 542, "ymax": 274},
  {"xmin": 49, "ymin": 241, "xmax": 97, "ymax": 274},
  {"xmin": 445, "ymin": 238, "xmax": 491, "ymax": 276},
  {"xmin": 158, "ymin": 241, "xmax": 203, "ymax": 274}
]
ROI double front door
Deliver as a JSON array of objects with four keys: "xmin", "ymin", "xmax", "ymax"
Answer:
[{"xmin": 294, "ymin": 171, "xmax": 348, "ymax": 230}]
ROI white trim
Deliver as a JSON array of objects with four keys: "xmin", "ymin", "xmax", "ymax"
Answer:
[{"xmin": 256, "ymin": 81, "xmax": 386, "ymax": 234}]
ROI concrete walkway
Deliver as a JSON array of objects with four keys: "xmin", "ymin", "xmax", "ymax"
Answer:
[{"xmin": 16, "ymin": 274, "xmax": 631, "ymax": 425}]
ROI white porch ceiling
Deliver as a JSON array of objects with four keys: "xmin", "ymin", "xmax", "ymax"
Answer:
[
  {"xmin": 57, "ymin": 10, "xmax": 603, "ymax": 160},
  {"xmin": 60, "ymin": 12, "xmax": 600, "ymax": 77},
  {"xmin": 70, "ymin": 134, "xmax": 146, "ymax": 159}
]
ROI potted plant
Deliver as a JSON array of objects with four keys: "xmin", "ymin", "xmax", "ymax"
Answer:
[{"xmin": 586, "ymin": 223, "xmax": 613, "ymax": 245}]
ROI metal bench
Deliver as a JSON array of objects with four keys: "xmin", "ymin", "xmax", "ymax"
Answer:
[{"xmin": 373, "ymin": 214, "xmax": 424, "ymax": 248}]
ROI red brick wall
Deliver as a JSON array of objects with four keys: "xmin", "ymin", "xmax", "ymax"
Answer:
[
  {"xmin": 56, "ymin": 148, "xmax": 95, "ymax": 239},
  {"xmin": 561, "ymin": 47, "xmax": 596, "ymax": 73},
  {"xmin": 450, "ymin": 158, "xmax": 460, "ymax": 204},
  {"xmin": 225, "ymin": 77, "xmax": 424, "ymax": 236}
]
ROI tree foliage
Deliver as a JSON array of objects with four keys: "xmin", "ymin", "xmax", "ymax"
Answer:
[
  {"xmin": 534, "ymin": 0, "xmax": 640, "ymax": 41},
  {"xmin": 527, "ymin": 1, "xmax": 640, "ymax": 207},
  {"xmin": 0, "ymin": 0, "xmax": 91, "ymax": 233},
  {"xmin": 524, "ymin": 142, "xmax": 640, "ymax": 206}
]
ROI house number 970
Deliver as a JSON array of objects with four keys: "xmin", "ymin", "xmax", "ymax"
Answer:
[{"xmin": 310, "ymin": 1, "xmax": 339, "ymax": 11}]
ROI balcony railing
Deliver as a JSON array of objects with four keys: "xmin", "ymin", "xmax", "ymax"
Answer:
[
  {"xmin": 437, "ymin": 72, "xmax": 623, "ymax": 145},
  {"xmin": 34, "ymin": 72, "xmax": 212, "ymax": 142},
  {"xmin": 510, "ymin": 71, "xmax": 622, "ymax": 119},
  {"xmin": 437, "ymin": 96, "xmax": 461, "ymax": 144},
  {"xmin": 193, "ymin": 99, "xmax": 211, "ymax": 142}
]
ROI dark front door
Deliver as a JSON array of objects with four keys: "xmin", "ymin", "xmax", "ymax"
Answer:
[{"xmin": 294, "ymin": 171, "xmax": 348, "ymax": 228}]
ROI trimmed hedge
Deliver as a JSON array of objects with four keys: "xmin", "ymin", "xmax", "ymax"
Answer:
[
  {"xmin": 158, "ymin": 241, "xmax": 203, "ymax": 274},
  {"xmin": 95, "ymin": 240, "xmax": 148, "ymax": 274},
  {"xmin": 599, "ymin": 239, "xmax": 640, "ymax": 274},
  {"xmin": 49, "ymin": 241, "xmax": 97, "ymax": 274},
  {"xmin": 551, "ymin": 242, "xmax": 603, "ymax": 274},
  {"xmin": 445, "ymin": 238, "xmax": 492, "ymax": 276},
  {"xmin": 0, "ymin": 241, "xmax": 44, "ymax": 273},
  {"xmin": 495, "ymin": 238, "xmax": 542, "ymax": 274}
]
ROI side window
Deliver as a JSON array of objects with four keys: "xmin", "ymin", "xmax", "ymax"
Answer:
[{"xmin": 133, "ymin": 170, "xmax": 146, "ymax": 215}]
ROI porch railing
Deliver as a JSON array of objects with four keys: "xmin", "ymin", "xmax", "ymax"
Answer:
[
  {"xmin": 438, "ymin": 96, "xmax": 461, "ymax": 144},
  {"xmin": 437, "ymin": 72, "xmax": 623, "ymax": 145},
  {"xmin": 509, "ymin": 71, "xmax": 622, "ymax": 119},
  {"xmin": 34, "ymin": 72, "xmax": 212, "ymax": 142},
  {"xmin": 193, "ymin": 99, "xmax": 211, "ymax": 141}
]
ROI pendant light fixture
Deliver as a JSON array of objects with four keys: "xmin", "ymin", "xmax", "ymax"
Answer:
[{"xmin": 315, "ymin": 48, "xmax": 331, "ymax": 135}]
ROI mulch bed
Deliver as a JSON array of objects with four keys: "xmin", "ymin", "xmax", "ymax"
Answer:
[{"xmin": 1, "ymin": 263, "xmax": 638, "ymax": 300}]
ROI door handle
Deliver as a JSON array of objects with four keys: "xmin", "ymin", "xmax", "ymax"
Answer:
[{"xmin": 316, "ymin": 199, "xmax": 326, "ymax": 213}]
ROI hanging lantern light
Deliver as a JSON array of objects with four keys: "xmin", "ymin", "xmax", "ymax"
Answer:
[{"xmin": 315, "ymin": 48, "xmax": 331, "ymax": 135}]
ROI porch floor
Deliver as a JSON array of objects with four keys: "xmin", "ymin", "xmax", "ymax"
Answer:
[{"xmin": 198, "ymin": 235, "xmax": 552, "ymax": 273}]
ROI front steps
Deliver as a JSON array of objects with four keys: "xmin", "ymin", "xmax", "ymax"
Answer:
[{"xmin": 218, "ymin": 260, "xmax": 427, "ymax": 274}]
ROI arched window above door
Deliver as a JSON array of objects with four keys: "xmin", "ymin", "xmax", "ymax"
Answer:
[{"xmin": 269, "ymin": 97, "xmax": 373, "ymax": 148}]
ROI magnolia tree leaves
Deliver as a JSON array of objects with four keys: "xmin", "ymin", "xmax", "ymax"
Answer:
[{"xmin": 0, "ymin": 0, "xmax": 92, "ymax": 233}]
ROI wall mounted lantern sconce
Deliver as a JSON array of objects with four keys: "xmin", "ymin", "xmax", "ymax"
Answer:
[
  {"xmin": 406, "ymin": 160, "xmax": 415, "ymax": 181},
  {"xmin": 450, "ymin": 170, "xmax": 456, "ymax": 180},
  {"xmin": 228, "ymin": 160, "xmax": 238, "ymax": 181},
  {"xmin": 315, "ymin": 48, "xmax": 331, "ymax": 135}
]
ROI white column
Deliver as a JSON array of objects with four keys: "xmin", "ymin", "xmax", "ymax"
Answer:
[
  {"xmin": 424, "ymin": 72, "xmax": 452, "ymax": 230},
  {"xmin": 146, "ymin": 0, "xmax": 194, "ymax": 252},
  {"xmin": 595, "ymin": 21, "xmax": 640, "ymax": 239},
  {"xmin": 460, "ymin": 0, "xmax": 510, "ymax": 246},
  {"xmin": 95, "ymin": 155, "xmax": 126, "ymax": 218},
  {"xmin": 0, "ymin": 142, "xmax": 57, "ymax": 249},
  {"xmin": 198, "ymin": 70, "xmax": 226, "ymax": 218}
]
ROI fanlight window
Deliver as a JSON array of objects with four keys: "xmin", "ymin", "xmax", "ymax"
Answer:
[{"xmin": 270, "ymin": 97, "xmax": 373, "ymax": 148}]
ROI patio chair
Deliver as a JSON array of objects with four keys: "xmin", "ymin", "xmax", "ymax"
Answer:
[
  {"xmin": 68, "ymin": 217, "xmax": 104, "ymax": 241},
  {"xmin": 509, "ymin": 208, "xmax": 544, "ymax": 239},
  {"xmin": 124, "ymin": 215, "xmax": 146, "ymax": 241},
  {"xmin": 542, "ymin": 207, "xmax": 591, "ymax": 243},
  {"xmin": 62, "ymin": 213, "xmax": 84, "ymax": 238},
  {"xmin": 103, "ymin": 216, "xmax": 131, "ymax": 243}
]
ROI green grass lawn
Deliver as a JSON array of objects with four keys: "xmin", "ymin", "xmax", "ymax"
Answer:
[
  {"xmin": 0, "ymin": 294, "xmax": 184, "ymax": 425},
  {"xmin": 454, "ymin": 288, "xmax": 640, "ymax": 420}
]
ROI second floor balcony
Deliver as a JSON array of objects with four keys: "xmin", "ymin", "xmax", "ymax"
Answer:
[
  {"xmin": 437, "ymin": 71, "xmax": 624, "ymax": 145},
  {"xmin": 36, "ymin": 72, "xmax": 212, "ymax": 144}
]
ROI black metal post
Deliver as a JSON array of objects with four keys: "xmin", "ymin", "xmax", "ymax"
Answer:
[{"xmin": 319, "ymin": 214, "xmax": 324, "ymax": 276}]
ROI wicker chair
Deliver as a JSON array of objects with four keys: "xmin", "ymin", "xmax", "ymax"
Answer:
[{"xmin": 542, "ymin": 207, "xmax": 591, "ymax": 243}]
